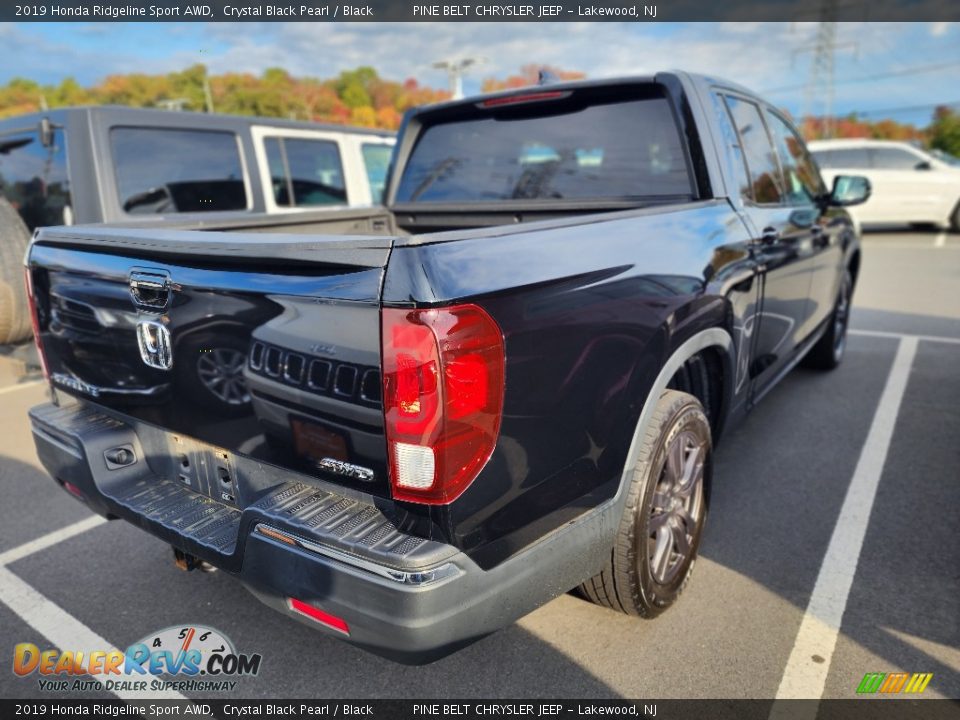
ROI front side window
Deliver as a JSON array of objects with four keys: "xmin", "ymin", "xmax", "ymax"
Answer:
[
  {"xmin": 264, "ymin": 137, "xmax": 346, "ymax": 207},
  {"xmin": 110, "ymin": 127, "xmax": 247, "ymax": 214},
  {"xmin": 395, "ymin": 91, "xmax": 694, "ymax": 204},
  {"xmin": 0, "ymin": 128, "xmax": 71, "ymax": 230},
  {"xmin": 361, "ymin": 143, "xmax": 393, "ymax": 204},
  {"xmin": 723, "ymin": 96, "xmax": 783, "ymax": 205},
  {"xmin": 765, "ymin": 110, "xmax": 824, "ymax": 205}
]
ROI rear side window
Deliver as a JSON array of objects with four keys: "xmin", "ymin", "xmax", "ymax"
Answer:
[
  {"xmin": 869, "ymin": 147, "xmax": 923, "ymax": 170},
  {"xmin": 264, "ymin": 137, "xmax": 346, "ymax": 207},
  {"xmin": 395, "ymin": 91, "xmax": 693, "ymax": 203},
  {"xmin": 361, "ymin": 143, "xmax": 392, "ymax": 204},
  {"xmin": 110, "ymin": 127, "xmax": 248, "ymax": 214},
  {"xmin": 811, "ymin": 148, "xmax": 871, "ymax": 169},
  {"xmin": 0, "ymin": 129, "xmax": 71, "ymax": 230},
  {"xmin": 723, "ymin": 96, "xmax": 783, "ymax": 205}
]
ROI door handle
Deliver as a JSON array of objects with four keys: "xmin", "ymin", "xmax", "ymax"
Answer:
[
  {"xmin": 760, "ymin": 227, "xmax": 780, "ymax": 246},
  {"xmin": 811, "ymin": 225, "xmax": 829, "ymax": 248}
]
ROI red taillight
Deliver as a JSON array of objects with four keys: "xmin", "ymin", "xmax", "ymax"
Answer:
[
  {"xmin": 23, "ymin": 267, "xmax": 49, "ymax": 382},
  {"xmin": 287, "ymin": 598, "xmax": 350, "ymax": 635},
  {"xmin": 381, "ymin": 304, "xmax": 505, "ymax": 505}
]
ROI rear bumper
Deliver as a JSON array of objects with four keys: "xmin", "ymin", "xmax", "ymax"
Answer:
[{"xmin": 29, "ymin": 400, "xmax": 614, "ymax": 664}]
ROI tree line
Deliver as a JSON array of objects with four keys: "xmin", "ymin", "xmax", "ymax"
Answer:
[{"xmin": 0, "ymin": 63, "xmax": 957, "ymax": 157}]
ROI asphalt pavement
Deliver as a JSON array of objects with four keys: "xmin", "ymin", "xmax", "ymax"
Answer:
[{"xmin": 0, "ymin": 229, "xmax": 957, "ymax": 701}]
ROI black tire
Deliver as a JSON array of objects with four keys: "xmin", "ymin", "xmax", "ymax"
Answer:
[
  {"xmin": 802, "ymin": 268, "xmax": 853, "ymax": 371},
  {"xmin": 580, "ymin": 389, "xmax": 711, "ymax": 617},
  {"xmin": 950, "ymin": 201, "xmax": 960, "ymax": 233},
  {"xmin": 0, "ymin": 196, "xmax": 33, "ymax": 345},
  {"xmin": 175, "ymin": 333, "xmax": 252, "ymax": 417}
]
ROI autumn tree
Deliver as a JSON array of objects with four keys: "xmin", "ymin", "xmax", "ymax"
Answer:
[
  {"xmin": 929, "ymin": 106, "xmax": 960, "ymax": 157},
  {"xmin": 481, "ymin": 64, "xmax": 586, "ymax": 93}
]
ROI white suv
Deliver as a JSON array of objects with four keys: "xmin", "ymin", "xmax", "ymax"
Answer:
[{"xmin": 808, "ymin": 139, "xmax": 960, "ymax": 231}]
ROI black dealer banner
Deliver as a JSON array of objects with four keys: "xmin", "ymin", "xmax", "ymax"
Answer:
[{"xmin": 4, "ymin": 0, "xmax": 959, "ymax": 22}]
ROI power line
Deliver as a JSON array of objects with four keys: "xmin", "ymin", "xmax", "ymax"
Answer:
[
  {"xmin": 843, "ymin": 100, "xmax": 960, "ymax": 118},
  {"xmin": 762, "ymin": 60, "xmax": 960, "ymax": 95}
]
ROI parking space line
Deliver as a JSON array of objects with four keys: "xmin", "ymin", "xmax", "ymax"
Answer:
[
  {"xmin": 0, "ymin": 515, "xmax": 107, "ymax": 567},
  {"xmin": 0, "ymin": 566, "xmax": 186, "ymax": 700},
  {"xmin": 0, "ymin": 380, "xmax": 43, "ymax": 396},
  {"xmin": 773, "ymin": 337, "xmax": 917, "ymax": 704},
  {"xmin": 934, "ymin": 231, "xmax": 947, "ymax": 248},
  {"xmin": 849, "ymin": 328, "xmax": 960, "ymax": 346}
]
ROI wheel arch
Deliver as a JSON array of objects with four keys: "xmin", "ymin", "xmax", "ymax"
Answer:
[{"xmin": 613, "ymin": 327, "xmax": 734, "ymax": 511}]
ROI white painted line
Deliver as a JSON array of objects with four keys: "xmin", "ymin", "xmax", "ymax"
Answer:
[
  {"xmin": 849, "ymin": 328, "xmax": 960, "ymax": 346},
  {"xmin": 0, "ymin": 566, "xmax": 186, "ymax": 700},
  {"xmin": 0, "ymin": 379, "xmax": 43, "ymax": 396},
  {"xmin": 0, "ymin": 515, "xmax": 107, "ymax": 567},
  {"xmin": 934, "ymin": 231, "xmax": 947, "ymax": 248},
  {"xmin": 772, "ymin": 336, "xmax": 917, "ymax": 705}
]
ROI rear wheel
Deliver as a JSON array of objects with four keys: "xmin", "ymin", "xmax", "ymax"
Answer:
[
  {"xmin": 802, "ymin": 268, "xmax": 853, "ymax": 370},
  {"xmin": 580, "ymin": 390, "xmax": 710, "ymax": 617},
  {"xmin": 0, "ymin": 196, "xmax": 33, "ymax": 345}
]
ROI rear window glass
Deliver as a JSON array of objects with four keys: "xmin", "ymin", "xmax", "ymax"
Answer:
[
  {"xmin": 395, "ymin": 92, "xmax": 693, "ymax": 203},
  {"xmin": 264, "ymin": 136, "xmax": 346, "ymax": 207},
  {"xmin": 110, "ymin": 127, "xmax": 248, "ymax": 214},
  {"xmin": 361, "ymin": 143, "xmax": 393, "ymax": 204},
  {"xmin": 0, "ymin": 128, "xmax": 71, "ymax": 230}
]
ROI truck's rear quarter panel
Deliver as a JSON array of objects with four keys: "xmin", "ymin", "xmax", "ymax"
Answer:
[{"xmin": 385, "ymin": 201, "xmax": 756, "ymax": 566}]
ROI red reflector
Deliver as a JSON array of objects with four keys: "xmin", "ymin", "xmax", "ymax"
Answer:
[
  {"xmin": 381, "ymin": 304, "xmax": 505, "ymax": 505},
  {"xmin": 288, "ymin": 598, "xmax": 350, "ymax": 635},
  {"xmin": 62, "ymin": 481, "xmax": 85, "ymax": 501},
  {"xmin": 479, "ymin": 90, "xmax": 567, "ymax": 108}
]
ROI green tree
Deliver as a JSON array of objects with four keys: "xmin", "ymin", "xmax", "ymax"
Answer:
[{"xmin": 929, "ymin": 107, "xmax": 960, "ymax": 157}]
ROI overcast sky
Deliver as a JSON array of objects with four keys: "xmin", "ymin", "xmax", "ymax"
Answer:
[{"xmin": 1, "ymin": 21, "xmax": 957, "ymax": 126}]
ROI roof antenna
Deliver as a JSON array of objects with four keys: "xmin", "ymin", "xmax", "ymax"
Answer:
[{"xmin": 537, "ymin": 68, "xmax": 560, "ymax": 86}]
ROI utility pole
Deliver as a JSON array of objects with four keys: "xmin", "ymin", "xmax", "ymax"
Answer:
[
  {"xmin": 203, "ymin": 74, "xmax": 215, "ymax": 114},
  {"xmin": 432, "ymin": 57, "xmax": 486, "ymax": 100},
  {"xmin": 794, "ymin": 0, "xmax": 857, "ymax": 138}
]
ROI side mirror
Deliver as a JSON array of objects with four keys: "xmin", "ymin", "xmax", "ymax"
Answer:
[
  {"xmin": 915, "ymin": 160, "xmax": 932, "ymax": 171},
  {"xmin": 828, "ymin": 175, "xmax": 871, "ymax": 207}
]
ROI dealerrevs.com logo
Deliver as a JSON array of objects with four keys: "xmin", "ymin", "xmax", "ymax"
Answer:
[{"xmin": 13, "ymin": 625, "xmax": 262, "ymax": 693}]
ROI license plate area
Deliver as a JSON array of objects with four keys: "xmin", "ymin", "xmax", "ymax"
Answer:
[{"xmin": 166, "ymin": 434, "xmax": 240, "ymax": 508}]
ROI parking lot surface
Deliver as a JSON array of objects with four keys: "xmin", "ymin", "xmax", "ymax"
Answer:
[{"xmin": 1, "ymin": 229, "xmax": 958, "ymax": 700}]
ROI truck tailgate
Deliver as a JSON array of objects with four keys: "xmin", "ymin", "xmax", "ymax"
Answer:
[{"xmin": 27, "ymin": 226, "xmax": 395, "ymax": 499}]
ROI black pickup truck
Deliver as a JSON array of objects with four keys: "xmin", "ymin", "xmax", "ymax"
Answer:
[{"xmin": 25, "ymin": 71, "xmax": 869, "ymax": 664}]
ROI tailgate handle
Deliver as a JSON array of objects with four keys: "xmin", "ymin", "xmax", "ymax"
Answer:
[{"xmin": 129, "ymin": 270, "xmax": 171, "ymax": 311}]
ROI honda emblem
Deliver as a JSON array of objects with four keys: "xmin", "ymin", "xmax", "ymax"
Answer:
[{"xmin": 136, "ymin": 320, "xmax": 173, "ymax": 370}]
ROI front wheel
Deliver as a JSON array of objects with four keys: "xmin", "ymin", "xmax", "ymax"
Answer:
[
  {"xmin": 802, "ymin": 268, "xmax": 853, "ymax": 370},
  {"xmin": 580, "ymin": 390, "xmax": 711, "ymax": 617}
]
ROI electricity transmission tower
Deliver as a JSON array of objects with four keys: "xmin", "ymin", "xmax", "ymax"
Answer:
[{"xmin": 794, "ymin": 1, "xmax": 857, "ymax": 138}]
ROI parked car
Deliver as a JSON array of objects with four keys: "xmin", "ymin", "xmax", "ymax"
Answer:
[
  {"xmin": 809, "ymin": 138, "xmax": 960, "ymax": 231},
  {"xmin": 25, "ymin": 71, "xmax": 868, "ymax": 664},
  {"xmin": 0, "ymin": 107, "xmax": 395, "ymax": 343}
]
